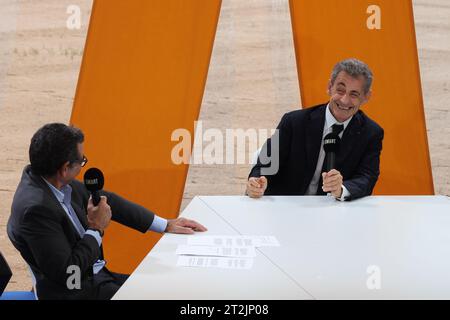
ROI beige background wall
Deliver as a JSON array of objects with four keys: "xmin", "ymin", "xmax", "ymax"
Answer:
[{"xmin": 0, "ymin": 0, "xmax": 448, "ymax": 291}]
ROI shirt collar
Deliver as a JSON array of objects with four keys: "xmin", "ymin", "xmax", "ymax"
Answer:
[
  {"xmin": 325, "ymin": 103, "xmax": 353, "ymax": 132},
  {"xmin": 42, "ymin": 178, "xmax": 72, "ymax": 205}
]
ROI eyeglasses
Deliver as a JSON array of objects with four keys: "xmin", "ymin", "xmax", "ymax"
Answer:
[{"xmin": 72, "ymin": 155, "xmax": 88, "ymax": 167}]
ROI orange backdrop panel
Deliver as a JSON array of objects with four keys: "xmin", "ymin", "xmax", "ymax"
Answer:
[
  {"xmin": 70, "ymin": 0, "xmax": 222, "ymax": 273},
  {"xmin": 289, "ymin": 0, "xmax": 434, "ymax": 195}
]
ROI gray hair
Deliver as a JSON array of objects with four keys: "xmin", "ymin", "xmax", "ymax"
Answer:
[{"xmin": 330, "ymin": 58, "xmax": 373, "ymax": 94}]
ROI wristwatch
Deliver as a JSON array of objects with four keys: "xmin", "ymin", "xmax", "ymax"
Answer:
[{"xmin": 87, "ymin": 228, "xmax": 104, "ymax": 237}]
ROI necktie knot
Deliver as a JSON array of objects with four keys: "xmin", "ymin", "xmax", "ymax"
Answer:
[{"xmin": 332, "ymin": 124, "xmax": 344, "ymax": 136}]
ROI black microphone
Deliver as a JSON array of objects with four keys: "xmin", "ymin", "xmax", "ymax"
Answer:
[
  {"xmin": 323, "ymin": 133, "xmax": 341, "ymax": 172},
  {"xmin": 83, "ymin": 168, "xmax": 104, "ymax": 206}
]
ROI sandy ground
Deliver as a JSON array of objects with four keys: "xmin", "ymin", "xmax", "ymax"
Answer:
[{"xmin": 0, "ymin": 0, "xmax": 449, "ymax": 291}]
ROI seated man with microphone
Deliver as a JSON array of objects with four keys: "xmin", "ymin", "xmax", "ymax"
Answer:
[
  {"xmin": 247, "ymin": 58, "xmax": 384, "ymax": 201},
  {"xmin": 7, "ymin": 123, "xmax": 207, "ymax": 300}
]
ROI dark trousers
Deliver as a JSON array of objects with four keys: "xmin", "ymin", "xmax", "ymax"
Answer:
[{"xmin": 94, "ymin": 269, "xmax": 129, "ymax": 300}]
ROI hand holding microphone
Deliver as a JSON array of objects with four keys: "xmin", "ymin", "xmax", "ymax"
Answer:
[
  {"xmin": 322, "ymin": 169, "xmax": 343, "ymax": 198},
  {"xmin": 86, "ymin": 196, "xmax": 111, "ymax": 233},
  {"xmin": 84, "ymin": 168, "xmax": 111, "ymax": 234},
  {"xmin": 322, "ymin": 132, "xmax": 343, "ymax": 198}
]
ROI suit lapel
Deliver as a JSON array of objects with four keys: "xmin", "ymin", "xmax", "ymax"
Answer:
[
  {"xmin": 25, "ymin": 167, "xmax": 93, "ymax": 244},
  {"xmin": 304, "ymin": 105, "xmax": 326, "ymax": 182},
  {"xmin": 338, "ymin": 111, "xmax": 365, "ymax": 166},
  {"xmin": 35, "ymin": 176, "xmax": 83, "ymax": 239},
  {"xmin": 71, "ymin": 201, "xmax": 88, "ymax": 230}
]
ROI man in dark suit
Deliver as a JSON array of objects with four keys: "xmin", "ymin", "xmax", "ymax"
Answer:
[
  {"xmin": 7, "ymin": 123, "xmax": 207, "ymax": 300},
  {"xmin": 247, "ymin": 58, "xmax": 384, "ymax": 201}
]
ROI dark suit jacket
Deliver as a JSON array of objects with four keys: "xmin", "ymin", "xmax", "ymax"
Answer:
[
  {"xmin": 249, "ymin": 104, "xmax": 384, "ymax": 200},
  {"xmin": 7, "ymin": 165, "xmax": 156, "ymax": 300}
]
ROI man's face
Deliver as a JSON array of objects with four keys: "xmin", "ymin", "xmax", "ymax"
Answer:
[{"xmin": 327, "ymin": 71, "xmax": 371, "ymax": 123}]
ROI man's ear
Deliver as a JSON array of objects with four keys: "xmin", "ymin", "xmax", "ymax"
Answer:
[
  {"xmin": 327, "ymin": 80, "xmax": 332, "ymax": 96},
  {"xmin": 58, "ymin": 161, "xmax": 71, "ymax": 178},
  {"xmin": 362, "ymin": 90, "xmax": 372, "ymax": 105}
]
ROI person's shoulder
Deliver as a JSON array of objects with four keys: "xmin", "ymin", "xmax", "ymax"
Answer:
[
  {"xmin": 13, "ymin": 188, "xmax": 60, "ymax": 222},
  {"xmin": 71, "ymin": 178, "xmax": 86, "ymax": 192},
  {"xmin": 12, "ymin": 166, "xmax": 60, "ymax": 220},
  {"xmin": 13, "ymin": 166, "xmax": 46, "ymax": 205},
  {"xmin": 70, "ymin": 179, "xmax": 89, "ymax": 202},
  {"xmin": 358, "ymin": 110, "xmax": 384, "ymax": 135},
  {"xmin": 282, "ymin": 103, "xmax": 327, "ymax": 122}
]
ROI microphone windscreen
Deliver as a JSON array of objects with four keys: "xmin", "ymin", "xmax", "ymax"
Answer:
[
  {"xmin": 323, "ymin": 133, "xmax": 341, "ymax": 153},
  {"xmin": 83, "ymin": 167, "xmax": 104, "ymax": 192}
]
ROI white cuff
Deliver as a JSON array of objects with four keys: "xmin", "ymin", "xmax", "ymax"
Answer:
[
  {"xmin": 149, "ymin": 215, "xmax": 168, "ymax": 233},
  {"xmin": 84, "ymin": 230, "xmax": 102, "ymax": 246},
  {"xmin": 335, "ymin": 185, "xmax": 351, "ymax": 201}
]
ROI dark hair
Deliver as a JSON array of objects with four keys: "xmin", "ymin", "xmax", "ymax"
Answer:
[{"xmin": 29, "ymin": 123, "xmax": 84, "ymax": 177}]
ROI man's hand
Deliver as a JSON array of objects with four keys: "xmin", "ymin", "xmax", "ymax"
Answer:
[
  {"xmin": 246, "ymin": 176, "xmax": 268, "ymax": 198},
  {"xmin": 87, "ymin": 196, "xmax": 112, "ymax": 233},
  {"xmin": 165, "ymin": 217, "xmax": 207, "ymax": 234},
  {"xmin": 322, "ymin": 169, "xmax": 343, "ymax": 198}
]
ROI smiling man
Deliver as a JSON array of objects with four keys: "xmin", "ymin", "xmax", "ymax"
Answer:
[{"xmin": 247, "ymin": 58, "xmax": 384, "ymax": 201}]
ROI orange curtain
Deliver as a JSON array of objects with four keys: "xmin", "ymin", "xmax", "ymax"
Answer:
[
  {"xmin": 289, "ymin": 0, "xmax": 434, "ymax": 195},
  {"xmin": 71, "ymin": 0, "xmax": 222, "ymax": 273}
]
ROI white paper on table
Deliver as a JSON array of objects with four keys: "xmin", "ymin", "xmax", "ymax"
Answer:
[
  {"xmin": 187, "ymin": 236, "xmax": 255, "ymax": 247},
  {"xmin": 176, "ymin": 245, "xmax": 256, "ymax": 258},
  {"xmin": 187, "ymin": 235, "xmax": 280, "ymax": 248},
  {"xmin": 176, "ymin": 256, "xmax": 254, "ymax": 270},
  {"xmin": 250, "ymin": 236, "xmax": 280, "ymax": 247}
]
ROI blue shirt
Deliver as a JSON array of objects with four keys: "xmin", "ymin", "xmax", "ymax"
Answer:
[{"xmin": 43, "ymin": 178, "xmax": 167, "ymax": 274}]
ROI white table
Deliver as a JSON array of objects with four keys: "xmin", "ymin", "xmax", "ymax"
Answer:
[{"xmin": 113, "ymin": 195, "xmax": 450, "ymax": 300}]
